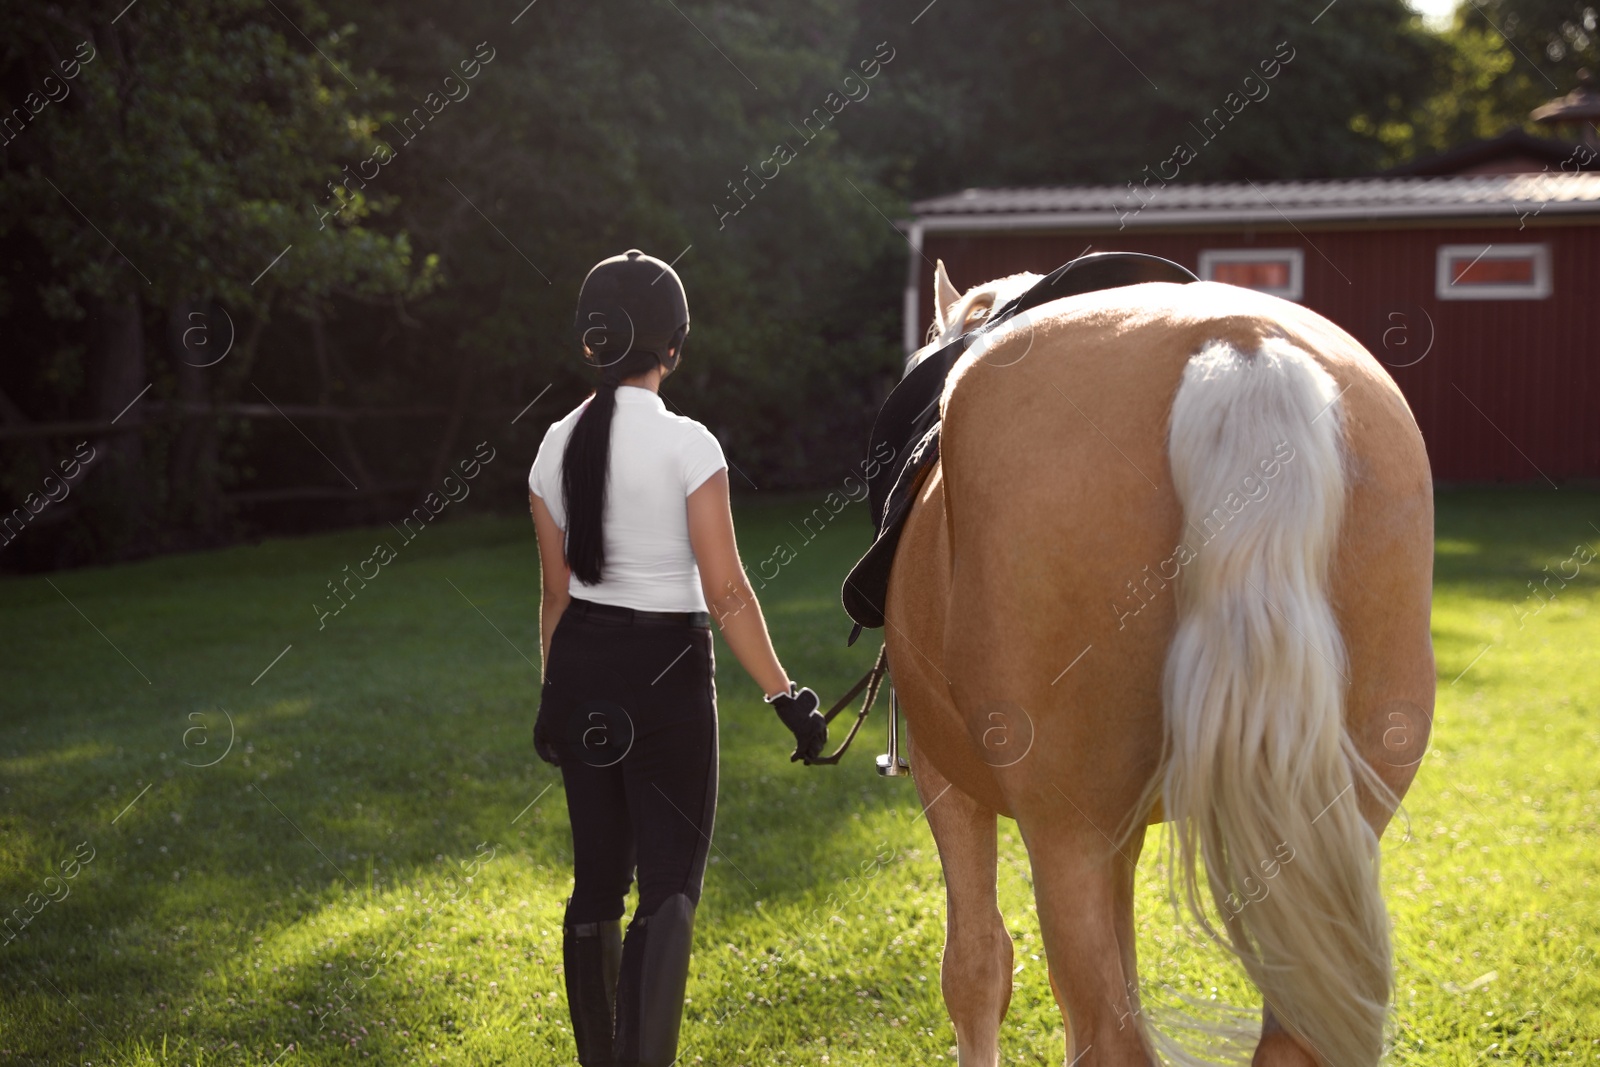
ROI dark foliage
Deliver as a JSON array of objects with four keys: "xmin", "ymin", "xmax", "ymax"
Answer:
[{"xmin": 0, "ymin": 0, "xmax": 1495, "ymax": 569}]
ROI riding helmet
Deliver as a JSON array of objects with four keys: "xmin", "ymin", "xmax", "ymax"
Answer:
[{"xmin": 574, "ymin": 249, "xmax": 690, "ymax": 368}]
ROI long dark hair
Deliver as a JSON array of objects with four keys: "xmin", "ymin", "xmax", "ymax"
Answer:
[{"xmin": 561, "ymin": 336, "xmax": 682, "ymax": 584}]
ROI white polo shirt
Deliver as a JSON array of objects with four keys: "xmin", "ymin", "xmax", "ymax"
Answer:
[{"xmin": 529, "ymin": 386, "xmax": 728, "ymax": 612}]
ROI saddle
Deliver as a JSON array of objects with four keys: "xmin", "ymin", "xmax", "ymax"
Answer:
[{"xmin": 841, "ymin": 252, "xmax": 1198, "ymax": 642}]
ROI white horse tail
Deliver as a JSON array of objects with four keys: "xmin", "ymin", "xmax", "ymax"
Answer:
[{"xmin": 1161, "ymin": 338, "xmax": 1390, "ymax": 1066}]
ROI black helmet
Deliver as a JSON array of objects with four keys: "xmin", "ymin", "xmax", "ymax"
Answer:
[{"xmin": 574, "ymin": 249, "xmax": 690, "ymax": 371}]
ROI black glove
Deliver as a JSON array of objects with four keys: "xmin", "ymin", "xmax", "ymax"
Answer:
[{"xmin": 767, "ymin": 684, "xmax": 827, "ymax": 764}]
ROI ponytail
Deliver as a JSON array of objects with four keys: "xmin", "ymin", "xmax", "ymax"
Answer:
[{"xmin": 561, "ymin": 344, "xmax": 675, "ymax": 584}]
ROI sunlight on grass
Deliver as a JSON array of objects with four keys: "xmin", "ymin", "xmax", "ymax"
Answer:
[{"xmin": 2, "ymin": 492, "xmax": 1598, "ymax": 1064}]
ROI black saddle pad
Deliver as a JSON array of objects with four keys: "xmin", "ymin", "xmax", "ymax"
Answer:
[{"xmin": 841, "ymin": 252, "xmax": 1197, "ymax": 638}]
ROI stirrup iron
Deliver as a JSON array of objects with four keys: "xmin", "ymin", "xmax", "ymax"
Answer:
[{"xmin": 876, "ymin": 686, "xmax": 910, "ymax": 777}]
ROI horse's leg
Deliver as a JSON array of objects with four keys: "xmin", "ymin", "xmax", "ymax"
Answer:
[
  {"xmin": 911, "ymin": 740, "xmax": 1012, "ymax": 1067},
  {"xmin": 1025, "ymin": 814, "xmax": 1152, "ymax": 1067},
  {"xmin": 1044, "ymin": 825, "xmax": 1148, "ymax": 1042},
  {"xmin": 1111, "ymin": 824, "xmax": 1148, "ymax": 1038},
  {"xmin": 1040, "ymin": 825, "xmax": 1147, "ymax": 1060},
  {"xmin": 1255, "ymin": 1008, "xmax": 1317, "ymax": 1067}
]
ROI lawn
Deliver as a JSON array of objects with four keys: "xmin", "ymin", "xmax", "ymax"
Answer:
[{"xmin": 1, "ymin": 489, "xmax": 1597, "ymax": 1065}]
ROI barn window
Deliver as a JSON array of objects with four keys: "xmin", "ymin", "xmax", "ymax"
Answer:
[
  {"xmin": 1197, "ymin": 248, "xmax": 1304, "ymax": 300},
  {"xmin": 1435, "ymin": 243, "xmax": 1551, "ymax": 300}
]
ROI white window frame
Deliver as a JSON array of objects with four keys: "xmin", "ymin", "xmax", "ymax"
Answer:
[
  {"xmin": 1197, "ymin": 247, "xmax": 1305, "ymax": 301},
  {"xmin": 1435, "ymin": 243, "xmax": 1551, "ymax": 300}
]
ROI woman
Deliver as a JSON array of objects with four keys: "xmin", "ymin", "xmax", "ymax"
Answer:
[{"xmin": 529, "ymin": 249, "xmax": 827, "ymax": 1067}]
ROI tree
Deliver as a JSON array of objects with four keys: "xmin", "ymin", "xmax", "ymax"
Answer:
[
  {"xmin": 0, "ymin": 0, "xmax": 434, "ymax": 561},
  {"xmin": 321, "ymin": 0, "xmax": 908, "ymax": 488},
  {"xmin": 846, "ymin": 0, "xmax": 1440, "ymax": 190},
  {"xmin": 1404, "ymin": 1, "xmax": 1598, "ymax": 156},
  {"xmin": 3, "ymin": 0, "xmax": 1522, "ymax": 570}
]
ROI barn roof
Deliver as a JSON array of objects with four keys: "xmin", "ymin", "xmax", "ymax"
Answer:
[{"xmin": 908, "ymin": 174, "xmax": 1600, "ymax": 232}]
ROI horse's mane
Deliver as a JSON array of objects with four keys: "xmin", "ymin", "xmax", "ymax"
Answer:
[{"xmin": 913, "ymin": 270, "xmax": 1042, "ymax": 371}]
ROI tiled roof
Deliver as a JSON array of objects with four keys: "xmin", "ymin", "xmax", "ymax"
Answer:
[{"xmin": 908, "ymin": 174, "xmax": 1600, "ymax": 231}]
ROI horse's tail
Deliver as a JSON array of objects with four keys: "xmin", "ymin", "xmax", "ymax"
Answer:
[{"xmin": 1160, "ymin": 338, "xmax": 1390, "ymax": 1066}]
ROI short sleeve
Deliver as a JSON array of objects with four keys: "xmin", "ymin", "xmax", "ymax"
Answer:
[
  {"xmin": 680, "ymin": 421, "xmax": 727, "ymax": 495},
  {"xmin": 529, "ymin": 422, "xmax": 568, "ymax": 529}
]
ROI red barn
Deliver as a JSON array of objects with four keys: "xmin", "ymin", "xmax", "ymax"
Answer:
[{"xmin": 900, "ymin": 172, "xmax": 1600, "ymax": 483}]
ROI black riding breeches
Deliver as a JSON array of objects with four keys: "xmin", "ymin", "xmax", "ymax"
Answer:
[{"xmin": 539, "ymin": 603, "xmax": 718, "ymax": 925}]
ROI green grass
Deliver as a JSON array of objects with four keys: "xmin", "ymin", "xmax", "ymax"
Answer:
[{"xmin": 1, "ymin": 489, "xmax": 1597, "ymax": 1065}]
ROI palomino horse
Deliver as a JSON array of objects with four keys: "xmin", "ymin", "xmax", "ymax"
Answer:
[{"xmin": 886, "ymin": 262, "xmax": 1433, "ymax": 1066}]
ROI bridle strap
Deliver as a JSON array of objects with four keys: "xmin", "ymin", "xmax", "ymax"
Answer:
[{"xmin": 806, "ymin": 643, "xmax": 889, "ymax": 766}]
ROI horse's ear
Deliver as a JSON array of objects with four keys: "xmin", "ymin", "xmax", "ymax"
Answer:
[{"xmin": 934, "ymin": 259, "xmax": 961, "ymax": 333}]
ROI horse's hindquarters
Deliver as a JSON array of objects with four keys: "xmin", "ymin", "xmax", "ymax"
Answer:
[{"xmin": 906, "ymin": 282, "xmax": 1433, "ymax": 819}]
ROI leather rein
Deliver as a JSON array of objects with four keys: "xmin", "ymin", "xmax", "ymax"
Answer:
[{"xmin": 806, "ymin": 643, "xmax": 889, "ymax": 765}]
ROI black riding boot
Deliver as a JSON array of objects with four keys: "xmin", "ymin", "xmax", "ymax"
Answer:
[
  {"xmin": 612, "ymin": 893, "xmax": 696, "ymax": 1067},
  {"xmin": 564, "ymin": 918, "xmax": 623, "ymax": 1066}
]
